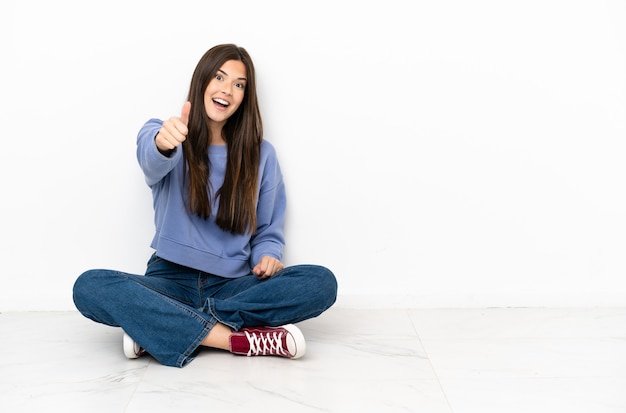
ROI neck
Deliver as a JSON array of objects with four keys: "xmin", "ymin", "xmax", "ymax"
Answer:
[{"xmin": 210, "ymin": 123, "xmax": 226, "ymax": 145}]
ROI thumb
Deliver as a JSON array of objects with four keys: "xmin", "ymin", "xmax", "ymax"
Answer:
[{"xmin": 180, "ymin": 101, "xmax": 191, "ymax": 125}]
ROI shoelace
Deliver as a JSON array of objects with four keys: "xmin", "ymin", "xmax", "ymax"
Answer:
[{"xmin": 244, "ymin": 330, "xmax": 288, "ymax": 356}]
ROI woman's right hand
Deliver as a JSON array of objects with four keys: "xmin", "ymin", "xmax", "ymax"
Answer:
[{"xmin": 155, "ymin": 101, "xmax": 191, "ymax": 153}]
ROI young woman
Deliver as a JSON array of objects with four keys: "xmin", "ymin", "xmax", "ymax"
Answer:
[{"xmin": 73, "ymin": 44, "xmax": 338, "ymax": 368}]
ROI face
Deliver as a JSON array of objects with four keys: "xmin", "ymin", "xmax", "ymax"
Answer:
[{"xmin": 203, "ymin": 59, "xmax": 247, "ymax": 127}]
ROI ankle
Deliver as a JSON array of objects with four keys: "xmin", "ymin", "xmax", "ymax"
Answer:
[{"xmin": 201, "ymin": 323, "xmax": 233, "ymax": 350}]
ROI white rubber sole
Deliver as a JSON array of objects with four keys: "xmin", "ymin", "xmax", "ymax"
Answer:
[
  {"xmin": 282, "ymin": 324, "xmax": 306, "ymax": 359},
  {"xmin": 123, "ymin": 331, "xmax": 143, "ymax": 359}
]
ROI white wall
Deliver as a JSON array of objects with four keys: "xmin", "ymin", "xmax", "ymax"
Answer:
[{"xmin": 1, "ymin": 0, "xmax": 624, "ymax": 310}]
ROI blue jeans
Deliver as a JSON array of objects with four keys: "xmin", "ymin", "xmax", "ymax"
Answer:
[{"xmin": 73, "ymin": 254, "xmax": 338, "ymax": 367}]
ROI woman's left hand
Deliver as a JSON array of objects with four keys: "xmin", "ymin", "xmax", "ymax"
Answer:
[{"xmin": 252, "ymin": 256, "xmax": 284, "ymax": 279}]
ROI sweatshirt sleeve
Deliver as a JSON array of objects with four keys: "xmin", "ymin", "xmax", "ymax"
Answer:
[
  {"xmin": 136, "ymin": 118, "xmax": 183, "ymax": 186},
  {"xmin": 249, "ymin": 142, "xmax": 287, "ymax": 266}
]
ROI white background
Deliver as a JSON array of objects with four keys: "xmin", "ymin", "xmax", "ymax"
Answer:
[{"xmin": 1, "ymin": 0, "xmax": 624, "ymax": 310}]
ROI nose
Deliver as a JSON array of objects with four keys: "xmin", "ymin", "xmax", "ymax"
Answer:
[{"xmin": 222, "ymin": 83, "xmax": 233, "ymax": 96}]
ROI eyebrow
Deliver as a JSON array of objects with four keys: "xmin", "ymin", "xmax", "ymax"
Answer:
[{"xmin": 217, "ymin": 69, "xmax": 247, "ymax": 81}]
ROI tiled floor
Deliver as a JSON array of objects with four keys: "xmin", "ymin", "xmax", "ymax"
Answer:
[{"xmin": 1, "ymin": 307, "xmax": 624, "ymax": 412}]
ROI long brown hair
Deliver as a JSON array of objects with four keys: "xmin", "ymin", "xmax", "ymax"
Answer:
[{"xmin": 183, "ymin": 44, "xmax": 262, "ymax": 234}]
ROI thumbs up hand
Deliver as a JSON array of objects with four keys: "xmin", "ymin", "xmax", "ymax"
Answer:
[{"xmin": 155, "ymin": 101, "xmax": 191, "ymax": 154}]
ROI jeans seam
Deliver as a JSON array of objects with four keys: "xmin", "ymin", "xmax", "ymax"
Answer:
[{"xmin": 207, "ymin": 297, "xmax": 239, "ymax": 331}]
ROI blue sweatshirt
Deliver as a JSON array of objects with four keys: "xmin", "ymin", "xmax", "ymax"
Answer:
[{"xmin": 136, "ymin": 118, "xmax": 286, "ymax": 278}]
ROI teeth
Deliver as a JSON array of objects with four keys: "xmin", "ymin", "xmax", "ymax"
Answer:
[{"xmin": 213, "ymin": 98, "xmax": 229, "ymax": 106}]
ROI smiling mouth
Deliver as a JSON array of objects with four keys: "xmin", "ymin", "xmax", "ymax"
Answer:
[{"xmin": 213, "ymin": 98, "xmax": 229, "ymax": 108}]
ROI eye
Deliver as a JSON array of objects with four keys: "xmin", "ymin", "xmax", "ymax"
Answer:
[
  {"xmin": 235, "ymin": 82, "xmax": 246, "ymax": 89},
  {"xmin": 215, "ymin": 74, "xmax": 223, "ymax": 81}
]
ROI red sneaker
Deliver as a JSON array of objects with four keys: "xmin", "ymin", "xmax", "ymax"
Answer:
[{"xmin": 229, "ymin": 324, "xmax": 306, "ymax": 359}]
